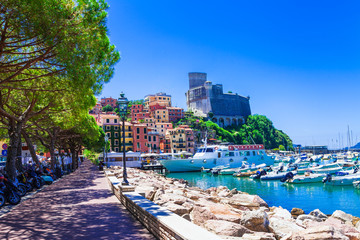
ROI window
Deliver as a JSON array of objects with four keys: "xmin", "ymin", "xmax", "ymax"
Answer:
[
  {"xmin": 114, "ymin": 126, "xmax": 118, "ymax": 130},
  {"xmin": 148, "ymin": 136, "xmax": 151, "ymax": 141},
  {"xmin": 153, "ymin": 136, "xmax": 156, "ymax": 141},
  {"xmin": 114, "ymin": 119, "xmax": 117, "ymax": 123},
  {"xmin": 206, "ymin": 148, "xmax": 213, "ymax": 152},
  {"xmin": 137, "ymin": 143, "xmax": 140, "ymax": 149},
  {"xmin": 106, "ymin": 132, "xmax": 111, "ymax": 137},
  {"xmin": 229, "ymin": 152, "xmax": 235, "ymax": 157},
  {"xmin": 115, "ymin": 147, "xmax": 119, "ymax": 152},
  {"xmin": 137, "ymin": 128, "xmax": 140, "ymax": 134},
  {"xmin": 246, "ymin": 151, "xmax": 250, "ymax": 156},
  {"xmin": 106, "ymin": 119, "xmax": 109, "ymax": 123},
  {"xmin": 106, "ymin": 126, "xmax": 110, "ymax": 130},
  {"xmin": 115, "ymin": 140, "xmax": 119, "ymax": 146},
  {"xmin": 144, "ymin": 135, "xmax": 147, "ymax": 140},
  {"xmin": 115, "ymin": 133, "xmax": 118, "ymax": 138},
  {"xmin": 144, "ymin": 128, "xmax": 147, "ymax": 134}
]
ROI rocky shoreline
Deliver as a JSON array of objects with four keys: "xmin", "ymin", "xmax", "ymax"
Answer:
[{"xmin": 117, "ymin": 167, "xmax": 360, "ymax": 240}]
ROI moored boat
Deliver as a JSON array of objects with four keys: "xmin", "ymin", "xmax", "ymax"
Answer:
[
  {"xmin": 160, "ymin": 144, "xmax": 274, "ymax": 173},
  {"xmin": 286, "ymin": 173, "xmax": 326, "ymax": 184}
]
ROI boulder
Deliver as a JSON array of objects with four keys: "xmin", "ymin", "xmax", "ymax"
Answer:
[
  {"xmin": 181, "ymin": 213, "xmax": 191, "ymax": 221},
  {"xmin": 230, "ymin": 188, "xmax": 239, "ymax": 195},
  {"xmin": 228, "ymin": 193, "xmax": 268, "ymax": 210},
  {"xmin": 309, "ymin": 209, "xmax": 327, "ymax": 220},
  {"xmin": 291, "ymin": 208, "xmax": 304, "ymax": 217},
  {"xmin": 296, "ymin": 214, "xmax": 323, "ymax": 223},
  {"xmin": 204, "ymin": 220, "xmax": 253, "ymax": 237},
  {"xmin": 189, "ymin": 206, "xmax": 217, "ymax": 226},
  {"xmin": 332, "ymin": 210, "xmax": 353, "ymax": 223},
  {"xmin": 157, "ymin": 193, "xmax": 187, "ymax": 205},
  {"xmin": 323, "ymin": 217, "xmax": 360, "ymax": 240},
  {"xmin": 241, "ymin": 232, "xmax": 276, "ymax": 240},
  {"xmin": 353, "ymin": 216, "xmax": 360, "ymax": 227},
  {"xmin": 239, "ymin": 209, "xmax": 269, "ymax": 232},
  {"xmin": 163, "ymin": 202, "xmax": 191, "ymax": 216},
  {"xmin": 291, "ymin": 225, "xmax": 349, "ymax": 240},
  {"xmin": 215, "ymin": 214, "xmax": 242, "ymax": 223},
  {"xmin": 269, "ymin": 207, "xmax": 292, "ymax": 220},
  {"xmin": 268, "ymin": 216, "xmax": 304, "ymax": 239}
]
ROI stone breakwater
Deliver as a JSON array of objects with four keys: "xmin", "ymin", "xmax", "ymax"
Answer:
[{"xmin": 117, "ymin": 167, "xmax": 360, "ymax": 240}]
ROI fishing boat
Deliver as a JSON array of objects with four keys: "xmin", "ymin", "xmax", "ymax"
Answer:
[{"xmin": 159, "ymin": 144, "xmax": 274, "ymax": 173}]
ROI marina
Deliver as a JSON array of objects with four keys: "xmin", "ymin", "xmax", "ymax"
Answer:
[{"xmin": 167, "ymin": 170, "xmax": 360, "ymax": 217}]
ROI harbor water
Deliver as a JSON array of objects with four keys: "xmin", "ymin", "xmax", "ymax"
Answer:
[{"xmin": 167, "ymin": 172, "xmax": 360, "ymax": 217}]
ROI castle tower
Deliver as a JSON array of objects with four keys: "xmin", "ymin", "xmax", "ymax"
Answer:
[{"xmin": 188, "ymin": 72, "xmax": 207, "ymax": 89}]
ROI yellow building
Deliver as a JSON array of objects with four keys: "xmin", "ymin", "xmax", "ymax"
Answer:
[
  {"xmin": 154, "ymin": 109, "xmax": 169, "ymax": 123},
  {"xmin": 97, "ymin": 114, "xmax": 133, "ymax": 152},
  {"xmin": 144, "ymin": 92, "xmax": 171, "ymax": 108},
  {"xmin": 166, "ymin": 125, "xmax": 194, "ymax": 154}
]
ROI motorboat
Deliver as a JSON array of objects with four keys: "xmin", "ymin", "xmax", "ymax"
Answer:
[
  {"xmin": 323, "ymin": 172, "xmax": 360, "ymax": 186},
  {"xmin": 286, "ymin": 173, "xmax": 326, "ymax": 184},
  {"xmin": 159, "ymin": 144, "xmax": 274, "ymax": 172},
  {"xmin": 260, "ymin": 170, "xmax": 297, "ymax": 181}
]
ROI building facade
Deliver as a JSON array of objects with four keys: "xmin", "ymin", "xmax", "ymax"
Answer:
[
  {"xmin": 144, "ymin": 92, "xmax": 171, "ymax": 108},
  {"xmin": 132, "ymin": 123, "xmax": 149, "ymax": 153},
  {"xmin": 185, "ymin": 72, "xmax": 251, "ymax": 127},
  {"xmin": 101, "ymin": 97, "xmax": 117, "ymax": 108},
  {"xmin": 166, "ymin": 125, "xmax": 194, "ymax": 154},
  {"xmin": 168, "ymin": 107, "xmax": 184, "ymax": 123}
]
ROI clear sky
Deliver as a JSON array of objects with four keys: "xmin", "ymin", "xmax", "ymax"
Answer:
[{"xmin": 100, "ymin": 0, "xmax": 360, "ymax": 148}]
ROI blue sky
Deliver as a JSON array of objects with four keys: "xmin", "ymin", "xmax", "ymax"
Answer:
[{"xmin": 100, "ymin": 0, "xmax": 360, "ymax": 148}]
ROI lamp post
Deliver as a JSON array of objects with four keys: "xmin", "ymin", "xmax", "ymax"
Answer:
[{"xmin": 117, "ymin": 93, "xmax": 129, "ymax": 185}]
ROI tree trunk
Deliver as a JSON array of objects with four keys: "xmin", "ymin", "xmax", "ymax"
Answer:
[
  {"xmin": 71, "ymin": 147, "xmax": 76, "ymax": 171},
  {"xmin": 22, "ymin": 130, "xmax": 41, "ymax": 167},
  {"xmin": 6, "ymin": 120, "xmax": 22, "ymax": 180},
  {"xmin": 49, "ymin": 129, "xmax": 57, "ymax": 170},
  {"xmin": 15, "ymin": 133, "xmax": 23, "ymax": 172}
]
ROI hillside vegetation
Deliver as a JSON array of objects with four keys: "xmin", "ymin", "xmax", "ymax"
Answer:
[{"xmin": 176, "ymin": 114, "xmax": 293, "ymax": 150}]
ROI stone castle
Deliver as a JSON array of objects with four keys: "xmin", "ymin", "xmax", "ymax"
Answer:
[{"xmin": 185, "ymin": 72, "xmax": 251, "ymax": 127}]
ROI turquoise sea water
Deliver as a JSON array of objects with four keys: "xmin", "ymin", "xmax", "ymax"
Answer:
[{"xmin": 166, "ymin": 172, "xmax": 360, "ymax": 217}]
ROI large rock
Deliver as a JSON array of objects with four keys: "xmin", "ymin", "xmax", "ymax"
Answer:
[
  {"xmin": 156, "ymin": 193, "xmax": 187, "ymax": 205},
  {"xmin": 269, "ymin": 207, "xmax": 292, "ymax": 220},
  {"xmin": 241, "ymin": 232, "xmax": 276, "ymax": 240},
  {"xmin": 291, "ymin": 208, "xmax": 304, "ymax": 217},
  {"xmin": 135, "ymin": 185, "xmax": 157, "ymax": 200},
  {"xmin": 291, "ymin": 225, "xmax": 349, "ymax": 240},
  {"xmin": 189, "ymin": 206, "xmax": 217, "ymax": 226},
  {"xmin": 239, "ymin": 209, "xmax": 269, "ymax": 232},
  {"xmin": 163, "ymin": 202, "xmax": 191, "ymax": 216},
  {"xmin": 268, "ymin": 216, "xmax": 304, "ymax": 239},
  {"xmin": 332, "ymin": 210, "xmax": 353, "ymax": 223},
  {"xmin": 309, "ymin": 209, "xmax": 327, "ymax": 220},
  {"xmin": 228, "ymin": 193, "xmax": 268, "ymax": 210},
  {"xmin": 324, "ymin": 217, "xmax": 360, "ymax": 240},
  {"xmin": 215, "ymin": 214, "xmax": 242, "ymax": 223},
  {"xmin": 296, "ymin": 214, "xmax": 323, "ymax": 223},
  {"xmin": 204, "ymin": 220, "xmax": 253, "ymax": 237}
]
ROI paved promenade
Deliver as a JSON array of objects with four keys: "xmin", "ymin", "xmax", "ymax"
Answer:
[{"xmin": 0, "ymin": 161, "xmax": 155, "ymax": 240}]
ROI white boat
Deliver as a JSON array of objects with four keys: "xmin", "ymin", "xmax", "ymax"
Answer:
[
  {"xmin": 260, "ymin": 171, "xmax": 297, "ymax": 181},
  {"xmin": 160, "ymin": 144, "xmax": 274, "ymax": 172},
  {"xmin": 297, "ymin": 162, "xmax": 342, "ymax": 175},
  {"xmin": 286, "ymin": 173, "xmax": 326, "ymax": 184},
  {"xmin": 323, "ymin": 172, "xmax": 360, "ymax": 186}
]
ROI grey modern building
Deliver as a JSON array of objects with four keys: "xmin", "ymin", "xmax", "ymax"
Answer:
[{"xmin": 185, "ymin": 72, "xmax": 251, "ymax": 127}]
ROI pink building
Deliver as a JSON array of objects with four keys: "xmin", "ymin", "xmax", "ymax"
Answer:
[
  {"xmin": 168, "ymin": 107, "xmax": 184, "ymax": 122},
  {"xmin": 131, "ymin": 104, "xmax": 150, "ymax": 122},
  {"xmin": 101, "ymin": 97, "xmax": 117, "ymax": 108},
  {"xmin": 132, "ymin": 123, "xmax": 149, "ymax": 153}
]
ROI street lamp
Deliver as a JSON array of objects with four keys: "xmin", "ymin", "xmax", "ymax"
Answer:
[{"xmin": 118, "ymin": 92, "xmax": 129, "ymax": 185}]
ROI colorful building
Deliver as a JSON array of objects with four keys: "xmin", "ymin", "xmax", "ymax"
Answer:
[
  {"xmin": 155, "ymin": 122, "xmax": 173, "ymax": 136},
  {"xmin": 144, "ymin": 92, "xmax": 171, "ymax": 109},
  {"xmin": 101, "ymin": 97, "xmax": 117, "ymax": 108},
  {"xmin": 168, "ymin": 107, "xmax": 184, "ymax": 123},
  {"xmin": 147, "ymin": 131, "xmax": 161, "ymax": 153},
  {"xmin": 154, "ymin": 109, "xmax": 169, "ymax": 123},
  {"xmin": 131, "ymin": 104, "xmax": 150, "ymax": 122},
  {"xmin": 132, "ymin": 123, "xmax": 148, "ymax": 153},
  {"xmin": 166, "ymin": 125, "xmax": 194, "ymax": 154}
]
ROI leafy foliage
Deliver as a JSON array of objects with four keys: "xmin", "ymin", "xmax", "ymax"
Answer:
[
  {"xmin": 177, "ymin": 112, "xmax": 293, "ymax": 150},
  {"xmin": 102, "ymin": 104, "xmax": 113, "ymax": 112}
]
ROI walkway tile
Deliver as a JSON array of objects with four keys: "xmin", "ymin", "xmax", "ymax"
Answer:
[{"xmin": 0, "ymin": 161, "xmax": 155, "ymax": 240}]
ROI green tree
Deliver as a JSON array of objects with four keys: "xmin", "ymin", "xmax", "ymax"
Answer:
[
  {"xmin": 0, "ymin": 0, "xmax": 119, "ymax": 179},
  {"xmin": 102, "ymin": 104, "xmax": 113, "ymax": 112}
]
